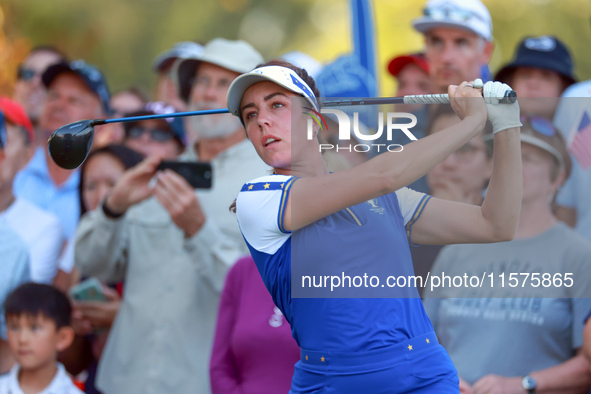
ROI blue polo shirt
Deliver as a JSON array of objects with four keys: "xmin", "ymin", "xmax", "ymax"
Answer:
[
  {"xmin": 14, "ymin": 147, "xmax": 80, "ymax": 238},
  {"xmin": 0, "ymin": 220, "xmax": 30, "ymax": 340},
  {"xmin": 236, "ymin": 174, "xmax": 433, "ymax": 353}
]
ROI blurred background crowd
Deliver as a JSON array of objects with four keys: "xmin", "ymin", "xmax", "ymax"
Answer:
[{"xmin": 1, "ymin": 0, "xmax": 591, "ymax": 393}]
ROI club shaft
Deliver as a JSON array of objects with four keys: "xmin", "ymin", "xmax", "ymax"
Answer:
[
  {"xmin": 97, "ymin": 91, "xmax": 516, "ymax": 125},
  {"xmin": 101, "ymin": 108, "xmax": 230, "ymax": 125},
  {"xmin": 321, "ymin": 90, "xmax": 516, "ymax": 107}
]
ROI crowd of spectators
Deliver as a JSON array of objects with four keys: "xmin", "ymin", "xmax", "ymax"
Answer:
[{"xmin": 1, "ymin": 0, "xmax": 591, "ymax": 392}]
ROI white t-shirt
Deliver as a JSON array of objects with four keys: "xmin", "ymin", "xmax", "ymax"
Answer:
[
  {"xmin": 0, "ymin": 198, "xmax": 66, "ymax": 283},
  {"xmin": 0, "ymin": 363, "xmax": 84, "ymax": 394}
]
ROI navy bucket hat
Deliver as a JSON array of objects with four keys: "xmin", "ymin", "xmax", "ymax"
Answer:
[{"xmin": 495, "ymin": 36, "xmax": 577, "ymax": 86}]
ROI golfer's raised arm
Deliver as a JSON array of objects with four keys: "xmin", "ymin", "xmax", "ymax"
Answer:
[
  {"xmin": 409, "ymin": 81, "xmax": 523, "ymax": 245},
  {"xmin": 284, "ymin": 82, "xmax": 490, "ymax": 232}
]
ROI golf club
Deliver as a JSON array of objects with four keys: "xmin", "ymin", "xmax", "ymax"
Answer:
[
  {"xmin": 48, "ymin": 108, "xmax": 229, "ymax": 169},
  {"xmin": 48, "ymin": 90, "xmax": 516, "ymax": 169}
]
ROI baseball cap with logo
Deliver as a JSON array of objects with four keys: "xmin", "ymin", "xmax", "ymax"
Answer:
[
  {"xmin": 152, "ymin": 41, "xmax": 204, "ymax": 72},
  {"xmin": 227, "ymin": 65, "xmax": 319, "ymax": 119},
  {"xmin": 495, "ymin": 36, "xmax": 577, "ymax": 86},
  {"xmin": 42, "ymin": 60, "xmax": 111, "ymax": 114},
  {"xmin": 0, "ymin": 97, "xmax": 34, "ymax": 143},
  {"xmin": 413, "ymin": 0, "xmax": 493, "ymax": 42},
  {"xmin": 175, "ymin": 38, "xmax": 264, "ymax": 103}
]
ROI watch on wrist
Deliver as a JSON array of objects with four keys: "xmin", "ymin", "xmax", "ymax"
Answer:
[{"xmin": 522, "ymin": 375, "xmax": 537, "ymax": 393}]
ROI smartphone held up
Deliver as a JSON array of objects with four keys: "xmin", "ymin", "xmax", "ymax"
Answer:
[{"xmin": 157, "ymin": 161, "xmax": 212, "ymax": 189}]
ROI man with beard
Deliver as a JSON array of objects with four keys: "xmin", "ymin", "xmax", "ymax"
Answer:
[
  {"xmin": 174, "ymin": 37, "xmax": 263, "ymax": 156},
  {"xmin": 74, "ymin": 38, "xmax": 269, "ymax": 394}
]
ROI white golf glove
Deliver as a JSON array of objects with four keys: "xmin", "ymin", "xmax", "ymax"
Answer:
[{"xmin": 482, "ymin": 80, "xmax": 522, "ymax": 134}]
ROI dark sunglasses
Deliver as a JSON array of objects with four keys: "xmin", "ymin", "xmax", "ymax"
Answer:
[
  {"xmin": 17, "ymin": 66, "xmax": 39, "ymax": 81},
  {"xmin": 520, "ymin": 116, "xmax": 556, "ymax": 137},
  {"xmin": 127, "ymin": 126, "xmax": 174, "ymax": 142}
]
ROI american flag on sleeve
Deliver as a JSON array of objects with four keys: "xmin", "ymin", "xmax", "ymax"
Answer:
[{"xmin": 569, "ymin": 111, "xmax": 591, "ymax": 169}]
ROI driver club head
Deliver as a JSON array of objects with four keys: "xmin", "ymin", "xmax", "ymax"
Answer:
[{"xmin": 47, "ymin": 119, "xmax": 102, "ymax": 169}]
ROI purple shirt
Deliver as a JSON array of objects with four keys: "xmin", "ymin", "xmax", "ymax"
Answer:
[{"xmin": 210, "ymin": 256, "xmax": 300, "ymax": 394}]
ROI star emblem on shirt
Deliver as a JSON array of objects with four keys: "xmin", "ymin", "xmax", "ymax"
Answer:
[
  {"xmin": 248, "ymin": 184, "xmax": 254, "ymax": 190},
  {"xmin": 408, "ymin": 345, "xmax": 413, "ymax": 351},
  {"xmin": 264, "ymin": 183, "xmax": 270, "ymax": 189},
  {"xmin": 426, "ymin": 339, "xmax": 430, "ymax": 344},
  {"xmin": 320, "ymin": 356, "xmax": 325, "ymax": 362}
]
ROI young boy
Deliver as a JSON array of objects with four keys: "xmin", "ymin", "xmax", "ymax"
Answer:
[{"xmin": 0, "ymin": 283, "xmax": 83, "ymax": 393}]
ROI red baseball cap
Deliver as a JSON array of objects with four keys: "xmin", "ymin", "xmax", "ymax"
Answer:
[
  {"xmin": 387, "ymin": 53, "xmax": 429, "ymax": 77},
  {"xmin": 0, "ymin": 97, "xmax": 34, "ymax": 142}
]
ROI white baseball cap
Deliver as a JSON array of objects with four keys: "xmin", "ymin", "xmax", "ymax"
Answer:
[
  {"xmin": 175, "ymin": 38, "xmax": 264, "ymax": 102},
  {"xmin": 227, "ymin": 65, "xmax": 320, "ymax": 118},
  {"xmin": 413, "ymin": 0, "xmax": 493, "ymax": 42}
]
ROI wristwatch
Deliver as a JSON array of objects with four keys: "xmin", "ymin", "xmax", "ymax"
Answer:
[{"xmin": 522, "ymin": 375, "xmax": 537, "ymax": 393}]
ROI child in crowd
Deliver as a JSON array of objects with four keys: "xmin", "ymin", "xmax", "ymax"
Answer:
[{"xmin": 0, "ymin": 283, "xmax": 83, "ymax": 393}]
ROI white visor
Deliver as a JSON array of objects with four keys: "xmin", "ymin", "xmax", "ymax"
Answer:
[{"xmin": 226, "ymin": 65, "xmax": 319, "ymax": 118}]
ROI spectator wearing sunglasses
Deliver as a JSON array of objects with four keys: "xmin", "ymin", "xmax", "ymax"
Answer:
[
  {"xmin": 92, "ymin": 87, "xmax": 149, "ymax": 149},
  {"xmin": 13, "ymin": 45, "xmax": 67, "ymax": 147},
  {"xmin": 413, "ymin": 0, "xmax": 494, "ymax": 94},
  {"xmin": 122, "ymin": 101, "xmax": 186, "ymax": 159},
  {"xmin": 496, "ymin": 36, "xmax": 577, "ymax": 120},
  {"xmin": 423, "ymin": 116, "xmax": 591, "ymax": 394}
]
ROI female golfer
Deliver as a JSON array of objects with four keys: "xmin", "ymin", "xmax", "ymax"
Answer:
[{"xmin": 226, "ymin": 60, "xmax": 522, "ymax": 393}]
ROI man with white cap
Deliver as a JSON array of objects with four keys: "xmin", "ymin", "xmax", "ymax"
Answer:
[
  {"xmin": 413, "ymin": 0, "xmax": 494, "ymax": 94},
  {"xmin": 74, "ymin": 38, "xmax": 269, "ymax": 394},
  {"xmin": 175, "ymin": 38, "xmax": 265, "ymax": 156}
]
